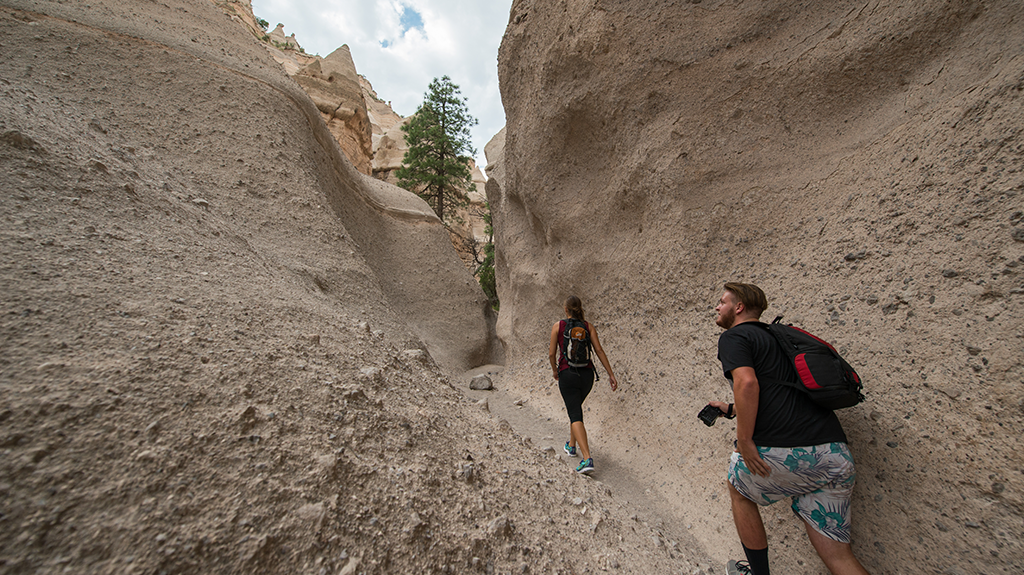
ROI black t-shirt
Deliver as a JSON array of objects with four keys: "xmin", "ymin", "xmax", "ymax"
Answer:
[{"xmin": 718, "ymin": 321, "xmax": 847, "ymax": 447}]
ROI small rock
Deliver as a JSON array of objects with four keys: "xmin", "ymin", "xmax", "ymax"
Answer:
[
  {"xmin": 401, "ymin": 349, "xmax": 429, "ymax": 363},
  {"xmin": 476, "ymin": 398, "xmax": 489, "ymax": 412},
  {"xmin": 886, "ymin": 441, "xmax": 898, "ymax": 448},
  {"xmin": 342, "ymin": 387, "xmax": 366, "ymax": 401},
  {"xmin": 486, "ymin": 516, "xmax": 512, "ymax": 538},
  {"xmin": 469, "ymin": 374, "xmax": 493, "ymax": 390},
  {"xmin": 358, "ymin": 367, "xmax": 382, "ymax": 385},
  {"xmin": 844, "ymin": 250, "xmax": 867, "ymax": 261},
  {"xmin": 238, "ymin": 406, "xmax": 259, "ymax": 432},
  {"xmin": 513, "ymin": 398, "xmax": 525, "ymax": 406},
  {"xmin": 942, "ymin": 269, "xmax": 959, "ymax": 278},
  {"xmin": 865, "ymin": 295, "xmax": 879, "ymax": 305},
  {"xmin": 1012, "ymin": 228, "xmax": 1024, "ymax": 242},
  {"xmin": 191, "ymin": 198, "xmax": 210, "ymax": 208},
  {"xmin": 966, "ymin": 346, "xmax": 982, "ymax": 355},
  {"xmin": 455, "ymin": 462, "xmax": 474, "ymax": 482},
  {"xmin": 1, "ymin": 130, "xmax": 44, "ymax": 151},
  {"xmin": 339, "ymin": 556, "xmax": 360, "ymax": 575},
  {"xmin": 965, "ymin": 521, "xmax": 981, "ymax": 528},
  {"xmin": 302, "ymin": 334, "xmax": 320, "ymax": 345}
]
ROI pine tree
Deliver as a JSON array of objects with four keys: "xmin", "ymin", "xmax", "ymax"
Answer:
[{"xmin": 396, "ymin": 76, "xmax": 478, "ymax": 224}]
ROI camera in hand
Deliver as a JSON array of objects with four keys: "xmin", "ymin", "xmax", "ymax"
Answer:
[{"xmin": 698, "ymin": 404, "xmax": 724, "ymax": 426}]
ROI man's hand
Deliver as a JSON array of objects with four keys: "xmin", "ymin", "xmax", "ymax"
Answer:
[
  {"xmin": 708, "ymin": 401, "xmax": 730, "ymax": 416},
  {"xmin": 736, "ymin": 438, "xmax": 771, "ymax": 477}
]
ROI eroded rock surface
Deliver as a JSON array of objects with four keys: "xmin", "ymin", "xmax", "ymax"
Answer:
[
  {"xmin": 295, "ymin": 46, "xmax": 374, "ymax": 175},
  {"xmin": 495, "ymin": 1, "xmax": 1024, "ymax": 573}
]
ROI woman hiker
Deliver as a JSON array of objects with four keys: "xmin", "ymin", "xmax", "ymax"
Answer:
[{"xmin": 548, "ymin": 295, "xmax": 619, "ymax": 474}]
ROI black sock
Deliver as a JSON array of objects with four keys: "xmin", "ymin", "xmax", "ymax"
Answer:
[{"xmin": 742, "ymin": 544, "xmax": 769, "ymax": 575}]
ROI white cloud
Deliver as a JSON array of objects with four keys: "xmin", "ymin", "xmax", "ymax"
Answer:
[{"xmin": 251, "ymin": 0, "xmax": 511, "ymax": 170}]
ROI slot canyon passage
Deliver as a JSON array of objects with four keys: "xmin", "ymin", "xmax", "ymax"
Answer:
[{"xmin": 1, "ymin": 0, "xmax": 1023, "ymax": 574}]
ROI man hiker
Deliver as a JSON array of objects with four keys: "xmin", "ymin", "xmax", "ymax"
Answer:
[{"xmin": 704, "ymin": 282, "xmax": 870, "ymax": 575}]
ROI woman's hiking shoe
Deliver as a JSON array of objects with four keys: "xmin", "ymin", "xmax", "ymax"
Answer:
[
  {"xmin": 563, "ymin": 442, "xmax": 577, "ymax": 457},
  {"xmin": 727, "ymin": 560, "xmax": 752, "ymax": 575},
  {"xmin": 575, "ymin": 458, "xmax": 595, "ymax": 475}
]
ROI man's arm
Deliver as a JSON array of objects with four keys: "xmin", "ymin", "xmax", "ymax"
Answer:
[{"xmin": 731, "ymin": 366, "xmax": 771, "ymax": 477}]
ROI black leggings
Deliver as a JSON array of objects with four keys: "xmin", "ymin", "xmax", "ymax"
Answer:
[{"xmin": 558, "ymin": 367, "xmax": 594, "ymax": 423}]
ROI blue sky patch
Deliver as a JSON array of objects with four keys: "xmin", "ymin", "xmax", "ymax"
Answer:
[{"xmin": 398, "ymin": 4, "xmax": 424, "ymax": 35}]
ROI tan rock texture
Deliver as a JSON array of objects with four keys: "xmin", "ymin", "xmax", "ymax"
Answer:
[
  {"xmin": 362, "ymin": 75, "xmax": 404, "ymax": 150},
  {"xmin": 0, "ymin": 2, "xmax": 721, "ymax": 574},
  {"xmin": 295, "ymin": 46, "xmax": 375, "ymax": 175},
  {"xmin": 495, "ymin": 1, "xmax": 1024, "ymax": 573}
]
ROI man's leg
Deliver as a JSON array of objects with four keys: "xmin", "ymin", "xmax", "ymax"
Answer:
[
  {"xmin": 728, "ymin": 482, "xmax": 767, "ymax": 548},
  {"xmin": 803, "ymin": 521, "xmax": 870, "ymax": 575}
]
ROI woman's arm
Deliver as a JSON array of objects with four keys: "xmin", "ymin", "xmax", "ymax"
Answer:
[
  {"xmin": 548, "ymin": 322, "xmax": 561, "ymax": 381},
  {"xmin": 589, "ymin": 324, "xmax": 618, "ymax": 391}
]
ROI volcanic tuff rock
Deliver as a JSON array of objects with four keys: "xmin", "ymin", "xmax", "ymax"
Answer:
[
  {"xmin": 0, "ymin": 1, "xmax": 622, "ymax": 573},
  {"xmin": 295, "ymin": 46, "xmax": 375, "ymax": 175},
  {"xmin": 494, "ymin": 0, "xmax": 1024, "ymax": 573},
  {"xmin": 219, "ymin": 1, "xmax": 487, "ymax": 266}
]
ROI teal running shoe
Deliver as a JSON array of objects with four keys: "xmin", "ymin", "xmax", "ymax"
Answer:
[
  {"xmin": 563, "ymin": 442, "xmax": 577, "ymax": 457},
  {"xmin": 575, "ymin": 458, "xmax": 594, "ymax": 475}
]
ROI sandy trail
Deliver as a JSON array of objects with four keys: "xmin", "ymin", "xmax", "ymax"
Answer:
[{"xmin": 462, "ymin": 365, "xmax": 716, "ymax": 568}]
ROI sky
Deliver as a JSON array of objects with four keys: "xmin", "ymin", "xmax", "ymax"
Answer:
[{"xmin": 252, "ymin": 0, "xmax": 513, "ymax": 173}]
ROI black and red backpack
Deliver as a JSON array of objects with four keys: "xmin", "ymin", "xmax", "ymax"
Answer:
[{"xmin": 761, "ymin": 316, "xmax": 865, "ymax": 410}]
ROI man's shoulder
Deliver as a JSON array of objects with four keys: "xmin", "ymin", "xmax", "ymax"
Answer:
[{"xmin": 720, "ymin": 321, "xmax": 769, "ymax": 339}]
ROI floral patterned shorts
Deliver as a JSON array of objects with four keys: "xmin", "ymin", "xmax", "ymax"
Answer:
[{"xmin": 728, "ymin": 442, "xmax": 856, "ymax": 543}]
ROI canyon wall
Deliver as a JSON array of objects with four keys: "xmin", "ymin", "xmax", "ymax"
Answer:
[
  {"xmin": 0, "ymin": 0, "xmax": 525, "ymax": 572},
  {"xmin": 494, "ymin": 1, "xmax": 1024, "ymax": 573}
]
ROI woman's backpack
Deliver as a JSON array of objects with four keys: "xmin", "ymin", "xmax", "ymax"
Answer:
[{"xmin": 562, "ymin": 318, "xmax": 593, "ymax": 368}]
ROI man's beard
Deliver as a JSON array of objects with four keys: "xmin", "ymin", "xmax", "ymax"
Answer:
[{"xmin": 716, "ymin": 310, "xmax": 734, "ymax": 329}]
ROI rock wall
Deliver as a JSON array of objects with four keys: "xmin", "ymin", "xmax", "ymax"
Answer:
[
  {"xmin": 0, "ymin": 0, "xmax": 529, "ymax": 572},
  {"xmin": 494, "ymin": 1, "xmax": 1024, "ymax": 573},
  {"xmin": 294, "ymin": 46, "xmax": 375, "ymax": 175}
]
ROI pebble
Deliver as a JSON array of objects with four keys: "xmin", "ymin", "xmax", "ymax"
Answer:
[
  {"xmin": 486, "ymin": 516, "xmax": 512, "ymax": 538},
  {"xmin": 469, "ymin": 375, "xmax": 493, "ymax": 390},
  {"xmin": 401, "ymin": 349, "xmax": 428, "ymax": 363}
]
